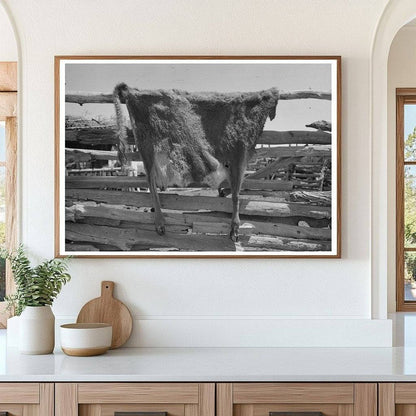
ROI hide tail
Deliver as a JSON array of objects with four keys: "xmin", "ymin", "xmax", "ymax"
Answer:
[{"xmin": 113, "ymin": 83, "xmax": 130, "ymax": 166}]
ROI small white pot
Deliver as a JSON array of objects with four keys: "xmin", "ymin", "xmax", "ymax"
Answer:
[
  {"xmin": 19, "ymin": 306, "xmax": 55, "ymax": 355},
  {"xmin": 60, "ymin": 323, "xmax": 112, "ymax": 356}
]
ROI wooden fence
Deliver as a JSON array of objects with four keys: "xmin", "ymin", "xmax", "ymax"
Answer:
[{"xmin": 63, "ymin": 91, "xmax": 333, "ymax": 252}]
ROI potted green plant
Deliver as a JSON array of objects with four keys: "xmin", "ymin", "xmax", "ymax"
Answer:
[{"xmin": 1, "ymin": 245, "xmax": 71, "ymax": 354}]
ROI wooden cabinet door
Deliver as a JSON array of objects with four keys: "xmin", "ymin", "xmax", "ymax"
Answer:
[
  {"xmin": 0, "ymin": 383, "xmax": 53, "ymax": 416},
  {"xmin": 55, "ymin": 383, "xmax": 215, "ymax": 416},
  {"xmin": 379, "ymin": 383, "xmax": 416, "ymax": 416},
  {"xmin": 217, "ymin": 383, "xmax": 377, "ymax": 416}
]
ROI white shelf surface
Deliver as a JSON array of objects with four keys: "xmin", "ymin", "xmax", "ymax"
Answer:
[{"xmin": 1, "ymin": 329, "xmax": 416, "ymax": 382}]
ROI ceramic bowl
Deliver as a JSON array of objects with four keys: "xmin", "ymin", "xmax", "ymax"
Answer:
[{"xmin": 60, "ymin": 323, "xmax": 112, "ymax": 356}]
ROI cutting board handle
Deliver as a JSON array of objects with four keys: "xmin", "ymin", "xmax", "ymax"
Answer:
[{"xmin": 101, "ymin": 281, "xmax": 115, "ymax": 298}]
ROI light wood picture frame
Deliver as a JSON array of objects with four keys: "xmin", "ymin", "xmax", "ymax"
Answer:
[{"xmin": 55, "ymin": 56, "xmax": 341, "ymax": 258}]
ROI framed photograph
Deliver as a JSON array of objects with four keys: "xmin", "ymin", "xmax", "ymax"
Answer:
[{"xmin": 55, "ymin": 56, "xmax": 341, "ymax": 258}]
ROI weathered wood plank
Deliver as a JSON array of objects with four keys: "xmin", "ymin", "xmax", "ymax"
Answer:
[
  {"xmin": 66, "ymin": 175, "xmax": 294, "ymax": 191},
  {"xmin": 66, "ymin": 148, "xmax": 141, "ymax": 164},
  {"xmin": 279, "ymin": 90, "xmax": 331, "ymax": 100},
  {"xmin": 66, "ymin": 203, "xmax": 331, "ymax": 240},
  {"xmin": 65, "ymin": 223, "xmax": 236, "ymax": 251},
  {"xmin": 248, "ymin": 156, "xmax": 330, "ymax": 181},
  {"xmin": 242, "ymin": 179, "xmax": 293, "ymax": 191},
  {"xmin": 66, "ymin": 189, "xmax": 332, "ymax": 219},
  {"xmin": 65, "ymin": 126, "xmax": 331, "ymax": 147},
  {"xmin": 66, "ymin": 203, "xmax": 185, "ymax": 224},
  {"xmin": 245, "ymin": 235, "xmax": 331, "ymax": 251},
  {"xmin": 260, "ymin": 130, "xmax": 331, "ymax": 145},
  {"xmin": 289, "ymin": 190, "xmax": 331, "ymax": 206},
  {"xmin": 193, "ymin": 220, "xmax": 331, "ymax": 240},
  {"xmin": 66, "ymin": 126, "xmax": 136, "ymax": 146},
  {"xmin": 66, "ymin": 91, "xmax": 113, "ymax": 104},
  {"xmin": 66, "ymin": 176, "xmax": 149, "ymax": 189},
  {"xmin": 254, "ymin": 145, "xmax": 331, "ymax": 159}
]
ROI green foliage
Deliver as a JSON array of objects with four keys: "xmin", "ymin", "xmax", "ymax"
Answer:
[
  {"xmin": 0, "ymin": 222, "xmax": 5, "ymax": 246},
  {"xmin": 0, "ymin": 245, "xmax": 71, "ymax": 316},
  {"xmin": 406, "ymin": 127, "xmax": 416, "ymax": 161},
  {"xmin": 0, "ymin": 256, "xmax": 5, "ymax": 301},
  {"xmin": 405, "ymin": 254, "xmax": 416, "ymax": 282},
  {"xmin": 405, "ymin": 127, "xmax": 416, "ymax": 281},
  {"xmin": 405, "ymin": 168, "xmax": 416, "ymax": 246}
]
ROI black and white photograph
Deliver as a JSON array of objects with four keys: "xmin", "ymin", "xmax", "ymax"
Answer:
[{"xmin": 56, "ymin": 57, "xmax": 341, "ymax": 257}]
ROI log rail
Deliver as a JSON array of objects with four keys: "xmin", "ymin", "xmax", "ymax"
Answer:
[{"xmin": 65, "ymin": 90, "xmax": 331, "ymax": 105}]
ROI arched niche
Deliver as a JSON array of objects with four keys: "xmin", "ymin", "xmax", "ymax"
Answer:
[{"xmin": 371, "ymin": 0, "xmax": 416, "ymax": 319}]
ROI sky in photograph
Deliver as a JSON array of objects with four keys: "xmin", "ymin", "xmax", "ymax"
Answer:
[{"xmin": 65, "ymin": 61, "xmax": 333, "ymax": 131}]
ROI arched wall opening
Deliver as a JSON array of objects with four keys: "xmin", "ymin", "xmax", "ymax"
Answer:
[
  {"xmin": 371, "ymin": 0, "xmax": 416, "ymax": 319},
  {"xmin": 387, "ymin": 19, "xmax": 416, "ymax": 313}
]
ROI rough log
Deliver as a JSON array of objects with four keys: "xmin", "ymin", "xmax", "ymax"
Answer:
[
  {"xmin": 66, "ymin": 176, "xmax": 149, "ymax": 189},
  {"xmin": 292, "ymin": 172, "xmax": 321, "ymax": 179},
  {"xmin": 66, "ymin": 203, "xmax": 186, "ymax": 225},
  {"xmin": 305, "ymin": 120, "xmax": 332, "ymax": 132},
  {"xmin": 67, "ymin": 203, "xmax": 331, "ymax": 228},
  {"xmin": 66, "ymin": 148, "xmax": 141, "ymax": 164},
  {"xmin": 254, "ymin": 145, "xmax": 331, "ymax": 159},
  {"xmin": 66, "ymin": 175, "xmax": 294, "ymax": 191},
  {"xmin": 241, "ymin": 179, "xmax": 293, "ymax": 191},
  {"xmin": 288, "ymin": 191, "xmax": 332, "ymax": 206},
  {"xmin": 248, "ymin": 158, "xmax": 300, "ymax": 179},
  {"xmin": 66, "ymin": 126, "xmax": 136, "ymax": 146},
  {"xmin": 66, "ymin": 188, "xmax": 331, "ymax": 219},
  {"xmin": 66, "ymin": 92, "xmax": 113, "ymax": 104},
  {"xmin": 248, "ymin": 158, "xmax": 297, "ymax": 180},
  {"xmin": 247, "ymin": 156, "xmax": 331, "ymax": 180},
  {"xmin": 65, "ymin": 90, "xmax": 331, "ymax": 105},
  {"xmin": 66, "ymin": 203, "xmax": 330, "ymax": 240},
  {"xmin": 65, "ymin": 125, "xmax": 331, "ymax": 147},
  {"xmin": 260, "ymin": 130, "xmax": 331, "ymax": 145},
  {"xmin": 193, "ymin": 220, "xmax": 331, "ymax": 241},
  {"xmin": 65, "ymin": 222, "xmax": 236, "ymax": 251},
  {"xmin": 117, "ymin": 221, "xmax": 190, "ymax": 234},
  {"xmin": 279, "ymin": 90, "xmax": 331, "ymax": 100},
  {"xmin": 67, "ymin": 167, "xmax": 122, "ymax": 175},
  {"xmin": 246, "ymin": 235, "xmax": 331, "ymax": 251}
]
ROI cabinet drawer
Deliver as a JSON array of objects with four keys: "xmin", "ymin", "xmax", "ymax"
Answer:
[
  {"xmin": 56, "ymin": 383, "xmax": 215, "ymax": 416},
  {"xmin": 217, "ymin": 383, "xmax": 376, "ymax": 416}
]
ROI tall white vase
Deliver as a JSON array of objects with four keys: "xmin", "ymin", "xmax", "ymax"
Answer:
[
  {"xmin": 19, "ymin": 306, "xmax": 55, "ymax": 354},
  {"xmin": 6, "ymin": 315, "xmax": 20, "ymax": 347}
]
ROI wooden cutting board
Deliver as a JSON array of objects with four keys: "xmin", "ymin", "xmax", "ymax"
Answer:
[{"xmin": 76, "ymin": 281, "xmax": 133, "ymax": 349}]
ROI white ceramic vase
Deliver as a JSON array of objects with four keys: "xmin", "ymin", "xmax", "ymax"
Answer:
[
  {"xmin": 19, "ymin": 306, "xmax": 55, "ymax": 354},
  {"xmin": 6, "ymin": 315, "xmax": 20, "ymax": 347}
]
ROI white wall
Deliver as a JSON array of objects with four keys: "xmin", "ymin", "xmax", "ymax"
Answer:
[
  {"xmin": 0, "ymin": 0, "xmax": 393, "ymax": 346},
  {"xmin": 387, "ymin": 25, "xmax": 416, "ymax": 312},
  {"xmin": 0, "ymin": 4, "xmax": 17, "ymax": 61}
]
